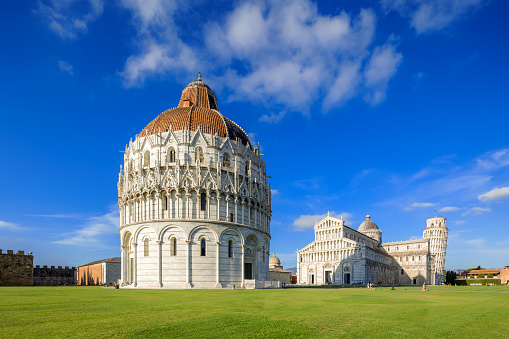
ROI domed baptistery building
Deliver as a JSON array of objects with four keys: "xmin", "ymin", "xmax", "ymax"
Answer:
[{"xmin": 117, "ymin": 75, "xmax": 271, "ymax": 289}]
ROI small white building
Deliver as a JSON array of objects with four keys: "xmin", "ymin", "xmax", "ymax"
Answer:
[
  {"xmin": 297, "ymin": 213, "xmax": 448, "ymax": 285},
  {"xmin": 269, "ymin": 253, "xmax": 291, "ymax": 284},
  {"xmin": 118, "ymin": 76, "xmax": 272, "ymax": 289}
]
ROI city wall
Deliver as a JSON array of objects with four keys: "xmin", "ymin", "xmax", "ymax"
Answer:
[{"xmin": 0, "ymin": 250, "xmax": 34, "ymax": 286}]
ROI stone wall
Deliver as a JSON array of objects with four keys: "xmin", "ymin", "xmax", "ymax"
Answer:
[
  {"xmin": 33, "ymin": 265, "xmax": 76, "ymax": 286},
  {"xmin": 0, "ymin": 250, "xmax": 33, "ymax": 286},
  {"xmin": 104, "ymin": 263, "xmax": 121, "ymax": 285},
  {"xmin": 77, "ymin": 263, "xmax": 103, "ymax": 285},
  {"xmin": 500, "ymin": 267, "xmax": 509, "ymax": 285}
]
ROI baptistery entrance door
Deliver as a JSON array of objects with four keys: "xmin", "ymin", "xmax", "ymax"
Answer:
[
  {"xmin": 244, "ymin": 262, "xmax": 253, "ymax": 279},
  {"xmin": 344, "ymin": 273, "xmax": 350, "ymax": 284}
]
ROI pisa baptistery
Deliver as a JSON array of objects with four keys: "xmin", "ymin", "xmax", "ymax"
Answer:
[{"xmin": 117, "ymin": 75, "xmax": 271, "ymax": 289}]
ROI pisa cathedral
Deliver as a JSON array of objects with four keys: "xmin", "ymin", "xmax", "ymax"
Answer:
[
  {"xmin": 297, "ymin": 213, "xmax": 448, "ymax": 286},
  {"xmin": 117, "ymin": 76, "xmax": 271, "ymax": 288}
]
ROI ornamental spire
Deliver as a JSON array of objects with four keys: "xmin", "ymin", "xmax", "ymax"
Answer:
[{"xmin": 198, "ymin": 72, "xmax": 201, "ymax": 81}]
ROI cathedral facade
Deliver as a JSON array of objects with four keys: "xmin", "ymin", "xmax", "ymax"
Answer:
[
  {"xmin": 117, "ymin": 76, "xmax": 271, "ymax": 288},
  {"xmin": 297, "ymin": 214, "xmax": 448, "ymax": 286}
]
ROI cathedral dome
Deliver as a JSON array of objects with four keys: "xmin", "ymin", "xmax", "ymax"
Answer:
[
  {"xmin": 269, "ymin": 253, "xmax": 281, "ymax": 268},
  {"xmin": 139, "ymin": 75, "xmax": 252, "ymax": 149},
  {"xmin": 358, "ymin": 213, "xmax": 379, "ymax": 232}
]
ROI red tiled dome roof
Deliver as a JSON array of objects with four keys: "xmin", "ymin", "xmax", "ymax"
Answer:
[{"xmin": 140, "ymin": 76, "xmax": 252, "ymax": 149}]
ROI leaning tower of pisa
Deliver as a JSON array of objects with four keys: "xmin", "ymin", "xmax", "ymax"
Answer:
[{"xmin": 423, "ymin": 217, "xmax": 448, "ymax": 285}]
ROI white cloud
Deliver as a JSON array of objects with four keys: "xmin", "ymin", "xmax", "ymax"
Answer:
[
  {"xmin": 439, "ymin": 206, "xmax": 460, "ymax": 212},
  {"xmin": 58, "ymin": 61, "xmax": 74, "ymax": 75},
  {"xmin": 259, "ymin": 110, "xmax": 287, "ymax": 124},
  {"xmin": 293, "ymin": 211, "xmax": 353, "ymax": 231},
  {"xmin": 363, "ymin": 40, "xmax": 403, "ymax": 105},
  {"xmin": 464, "ymin": 238, "xmax": 485, "ymax": 246},
  {"xmin": 476, "ymin": 149, "xmax": 509, "ymax": 170},
  {"xmin": 0, "ymin": 221, "xmax": 22, "ymax": 230},
  {"xmin": 120, "ymin": 0, "xmax": 401, "ymax": 113},
  {"xmin": 36, "ymin": 0, "xmax": 104, "ymax": 39},
  {"xmin": 271, "ymin": 189, "xmax": 280, "ymax": 196},
  {"xmin": 382, "ymin": 0, "xmax": 485, "ymax": 34},
  {"xmin": 404, "ymin": 202, "xmax": 436, "ymax": 210},
  {"xmin": 453, "ymin": 220, "xmax": 465, "ymax": 225},
  {"xmin": 478, "ymin": 186, "xmax": 509, "ymax": 202},
  {"xmin": 28, "ymin": 213, "xmax": 83, "ymax": 218},
  {"xmin": 53, "ymin": 208, "xmax": 119, "ymax": 245},
  {"xmin": 462, "ymin": 207, "xmax": 491, "ymax": 216}
]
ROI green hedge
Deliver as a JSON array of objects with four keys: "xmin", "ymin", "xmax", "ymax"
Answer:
[{"xmin": 455, "ymin": 279, "xmax": 501, "ymax": 286}]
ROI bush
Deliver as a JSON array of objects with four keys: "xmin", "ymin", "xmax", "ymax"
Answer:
[
  {"xmin": 477, "ymin": 274, "xmax": 485, "ymax": 278},
  {"xmin": 455, "ymin": 278, "xmax": 501, "ymax": 286},
  {"xmin": 487, "ymin": 273, "xmax": 494, "ymax": 278}
]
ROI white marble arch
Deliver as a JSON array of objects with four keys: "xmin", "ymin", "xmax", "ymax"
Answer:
[
  {"xmin": 135, "ymin": 226, "xmax": 158, "ymax": 287},
  {"xmin": 244, "ymin": 233, "xmax": 259, "ymax": 280},
  {"xmin": 219, "ymin": 228, "xmax": 244, "ymax": 287},
  {"xmin": 189, "ymin": 226, "xmax": 219, "ymax": 288},
  {"xmin": 120, "ymin": 231, "xmax": 134, "ymax": 285},
  {"xmin": 160, "ymin": 225, "xmax": 187, "ymax": 286}
]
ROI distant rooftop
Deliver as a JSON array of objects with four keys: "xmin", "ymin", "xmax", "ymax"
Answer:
[{"xmin": 81, "ymin": 257, "xmax": 121, "ymax": 267}]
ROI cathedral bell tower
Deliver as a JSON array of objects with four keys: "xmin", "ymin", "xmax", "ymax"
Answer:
[{"xmin": 423, "ymin": 216, "xmax": 448, "ymax": 285}]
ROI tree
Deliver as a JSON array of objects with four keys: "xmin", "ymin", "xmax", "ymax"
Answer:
[
  {"xmin": 477, "ymin": 274, "xmax": 485, "ymax": 279},
  {"xmin": 445, "ymin": 271, "xmax": 457, "ymax": 285},
  {"xmin": 487, "ymin": 273, "xmax": 493, "ymax": 278}
]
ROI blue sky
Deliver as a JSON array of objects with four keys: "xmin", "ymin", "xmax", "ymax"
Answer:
[{"xmin": 1, "ymin": 0, "xmax": 508, "ymax": 270}]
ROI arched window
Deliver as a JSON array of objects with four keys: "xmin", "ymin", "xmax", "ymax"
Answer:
[
  {"xmin": 223, "ymin": 153, "xmax": 230, "ymax": 168},
  {"xmin": 167, "ymin": 147, "xmax": 175, "ymax": 163},
  {"xmin": 201, "ymin": 193, "xmax": 207, "ymax": 211},
  {"xmin": 228, "ymin": 240, "xmax": 233, "ymax": 258},
  {"xmin": 245, "ymin": 162, "xmax": 249, "ymax": 175},
  {"xmin": 201, "ymin": 239, "xmax": 206, "ymax": 256},
  {"xmin": 229, "ymin": 212, "xmax": 234, "ymax": 222},
  {"xmin": 401, "ymin": 269, "xmax": 404, "ymax": 275},
  {"xmin": 144, "ymin": 150, "xmax": 150, "ymax": 167},
  {"xmin": 195, "ymin": 147, "xmax": 204, "ymax": 164},
  {"xmin": 144, "ymin": 238, "xmax": 149, "ymax": 256},
  {"xmin": 170, "ymin": 237, "xmax": 177, "ymax": 256},
  {"xmin": 161, "ymin": 193, "xmax": 167, "ymax": 211}
]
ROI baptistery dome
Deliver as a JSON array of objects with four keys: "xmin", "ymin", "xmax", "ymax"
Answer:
[
  {"xmin": 139, "ymin": 76, "xmax": 252, "ymax": 149},
  {"xmin": 117, "ymin": 75, "xmax": 271, "ymax": 289}
]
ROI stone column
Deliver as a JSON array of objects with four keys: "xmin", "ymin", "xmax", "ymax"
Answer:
[
  {"xmin": 247, "ymin": 203, "xmax": 251, "ymax": 227},
  {"xmin": 226, "ymin": 196, "xmax": 230, "ymax": 221},
  {"xmin": 241, "ymin": 244, "xmax": 245, "ymax": 288},
  {"xmin": 241, "ymin": 201, "xmax": 245, "ymax": 225},
  {"xmin": 120, "ymin": 245, "xmax": 125, "ymax": 283},
  {"xmin": 207, "ymin": 194, "xmax": 211, "ymax": 219},
  {"xmin": 216, "ymin": 241, "xmax": 221, "ymax": 288},
  {"xmin": 155, "ymin": 193, "xmax": 161, "ymax": 219},
  {"xmin": 133, "ymin": 243, "xmax": 138, "ymax": 287},
  {"xmin": 186, "ymin": 240, "xmax": 191, "ymax": 284},
  {"xmin": 157, "ymin": 240, "xmax": 162, "ymax": 287},
  {"xmin": 167, "ymin": 192, "xmax": 172, "ymax": 219},
  {"xmin": 234, "ymin": 197, "xmax": 238, "ymax": 223},
  {"xmin": 254, "ymin": 206, "xmax": 257, "ymax": 228},
  {"xmin": 217, "ymin": 195, "xmax": 221, "ymax": 221},
  {"xmin": 148, "ymin": 195, "xmax": 152, "ymax": 220},
  {"xmin": 186, "ymin": 193, "xmax": 191, "ymax": 219},
  {"xmin": 176, "ymin": 193, "xmax": 181, "ymax": 219}
]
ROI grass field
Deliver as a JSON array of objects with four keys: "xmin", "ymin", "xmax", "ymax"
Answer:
[{"xmin": 1, "ymin": 285, "xmax": 508, "ymax": 338}]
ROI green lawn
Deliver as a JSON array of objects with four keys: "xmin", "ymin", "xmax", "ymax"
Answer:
[{"xmin": 1, "ymin": 286, "xmax": 508, "ymax": 338}]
